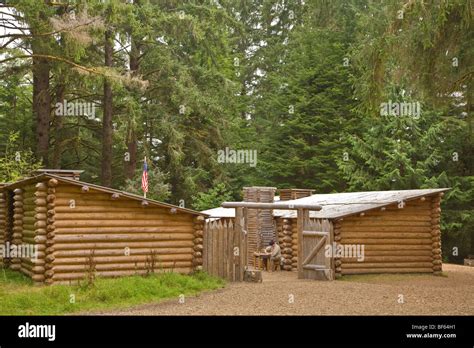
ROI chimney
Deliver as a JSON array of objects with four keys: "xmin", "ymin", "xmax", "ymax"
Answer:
[
  {"xmin": 33, "ymin": 169, "xmax": 84, "ymax": 181},
  {"xmin": 243, "ymin": 187, "xmax": 276, "ymax": 260},
  {"xmin": 278, "ymin": 188, "xmax": 314, "ymax": 201}
]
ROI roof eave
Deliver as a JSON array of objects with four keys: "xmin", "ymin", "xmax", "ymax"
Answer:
[{"xmin": 4, "ymin": 173, "xmax": 208, "ymax": 217}]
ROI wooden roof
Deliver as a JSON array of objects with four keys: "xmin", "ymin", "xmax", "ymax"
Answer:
[
  {"xmin": 4, "ymin": 173, "xmax": 207, "ymax": 217},
  {"xmin": 202, "ymin": 188, "xmax": 450, "ymax": 220}
]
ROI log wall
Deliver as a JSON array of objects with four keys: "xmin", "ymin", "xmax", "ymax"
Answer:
[
  {"xmin": 48, "ymin": 182, "xmax": 197, "ymax": 282},
  {"xmin": 19, "ymin": 184, "xmax": 41, "ymax": 281},
  {"xmin": 3, "ymin": 179, "xmax": 202, "ymax": 284},
  {"xmin": 338, "ymin": 196, "xmax": 441, "ymax": 275}
]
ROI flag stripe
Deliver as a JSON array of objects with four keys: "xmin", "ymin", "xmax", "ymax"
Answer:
[{"xmin": 142, "ymin": 161, "xmax": 148, "ymax": 193}]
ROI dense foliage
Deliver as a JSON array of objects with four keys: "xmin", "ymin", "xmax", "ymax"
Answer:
[{"xmin": 0, "ymin": 0, "xmax": 472, "ymax": 262}]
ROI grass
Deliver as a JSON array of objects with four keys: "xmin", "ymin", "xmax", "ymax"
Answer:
[{"xmin": 0, "ymin": 268, "xmax": 225, "ymax": 315}]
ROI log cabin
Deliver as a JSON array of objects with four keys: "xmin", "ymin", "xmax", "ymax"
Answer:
[
  {"xmin": 202, "ymin": 187, "xmax": 449, "ymax": 277},
  {"xmin": 0, "ymin": 171, "xmax": 206, "ymax": 284}
]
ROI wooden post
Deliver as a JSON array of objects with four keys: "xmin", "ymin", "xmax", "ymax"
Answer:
[
  {"xmin": 334, "ymin": 219, "xmax": 342, "ymax": 278},
  {"xmin": 297, "ymin": 208, "xmax": 305, "ymax": 279},
  {"xmin": 192, "ymin": 215, "xmax": 204, "ymax": 271},
  {"xmin": 32, "ymin": 182, "xmax": 48, "ymax": 284},
  {"xmin": 44, "ymin": 178, "xmax": 58, "ymax": 284},
  {"xmin": 227, "ymin": 220, "xmax": 235, "ymax": 281},
  {"xmin": 11, "ymin": 188, "xmax": 24, "ymax": 271},
  {"xmin": 235, "ymin": 207, "xmax": 244, "ymax": 281},
  {"xmin": 281, "ymin": 218, "xmax": 293, "ymax": 271},
  {"xmin": 431, "ymin": 194, "xmax": 442, "ymax": 274}
]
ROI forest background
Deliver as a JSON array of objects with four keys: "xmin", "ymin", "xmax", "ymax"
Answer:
[{"xmin": 0, "ymin": 0, "xmax": 472, "ymax": 263}]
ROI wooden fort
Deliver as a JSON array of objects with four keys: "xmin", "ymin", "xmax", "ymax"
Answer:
[
  {"xmin": 202, "ymin": 187, "xmax": 448, "ymax": 280},
  {"xmin": 0, "ymin": 172, "xmax": 206, "ymax": 284}
]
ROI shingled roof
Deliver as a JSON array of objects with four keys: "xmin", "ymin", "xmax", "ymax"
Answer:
[{"xmin": 202, "ymin": 188, "xmax": 450, "ymax": 220}]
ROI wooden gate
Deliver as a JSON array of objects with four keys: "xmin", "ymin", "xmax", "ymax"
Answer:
[
  {"xmin": 297, "ymin": 210, "xmax": 334, "ymax": 280},
  {"xmin": 202, "ymin": 215, "xmax": 248, "ymax": 282}
]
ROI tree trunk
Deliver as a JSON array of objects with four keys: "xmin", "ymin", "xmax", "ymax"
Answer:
[
  {"xmin": 32, "ymin": 51, "xmax": 51, "ymax": 167},
  {"xmin": 125, "ymin": 129, "xmax": 138, "ymax": 179},
  {"xmin": 101, "ymin": 28, "xmax": 114, "ymax": 187},
  {"xmin": 124, "ymin": 35, "xmax": 140, "ymax": 180},
  {"xmin": 51, "ymin": 83, "xmax": 65, "ymax": 169}
]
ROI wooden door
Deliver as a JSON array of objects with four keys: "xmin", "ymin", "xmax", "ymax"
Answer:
[{"xmin": 297, "ymin": 209, "xmax": 334, "ymax": 280}]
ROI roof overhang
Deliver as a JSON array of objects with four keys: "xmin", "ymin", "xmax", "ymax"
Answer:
[{"xmin": 4, "ymin": 174, "xmax": 208, "ymax": 217}]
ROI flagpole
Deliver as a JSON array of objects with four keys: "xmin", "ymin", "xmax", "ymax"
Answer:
[{"xmin": 144, "ymin": 156, "xmax": 147, "ymax": 199}]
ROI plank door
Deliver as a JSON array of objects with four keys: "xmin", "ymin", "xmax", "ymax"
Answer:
[{"xmin": 297, "ymin": 209, "xmax": 334, "ymax": 280}]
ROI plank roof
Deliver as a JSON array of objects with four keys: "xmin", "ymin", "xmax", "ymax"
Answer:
[
  {"xmin": 4, "ymin": 173, "xmax": 207, "ymax": 217},
  {"xmin": 202, "ymin": 188, "xmax": 450, "ymax": 220}
]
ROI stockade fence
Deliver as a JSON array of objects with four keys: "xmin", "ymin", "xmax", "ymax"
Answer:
[{"xmin": 202, "ymin": 218, "xmax": 248, "ymax": 282}]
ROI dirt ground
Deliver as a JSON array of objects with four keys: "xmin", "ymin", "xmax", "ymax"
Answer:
[{"xmin": 95, "ymin": 263, "xmax": 474, "ymax": 315}]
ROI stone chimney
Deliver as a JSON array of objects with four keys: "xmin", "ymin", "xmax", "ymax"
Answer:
[{"xmin": 278, "ymin": 188, "xmax": 314, "ymax": 201}]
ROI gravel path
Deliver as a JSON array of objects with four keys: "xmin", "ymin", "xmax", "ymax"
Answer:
[{"xmin": 95, "ymin": 264, "xmax": 474, "ymax": 315}]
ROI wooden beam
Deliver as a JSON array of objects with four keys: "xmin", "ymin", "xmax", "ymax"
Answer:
[
  {"xmin": 297, "ymin": 208, "xmax": 304, "ymax": 279},
  {"xmin": 302, "ymin": 264, "xmax": 327, "ymax": 270},
  {"xmin": 222, "ymin": 202, "xmax": 322, "ymax": 210},
  {"xmin": 302, "ymin": 231, "xmax": 329, "ymax": 237}
]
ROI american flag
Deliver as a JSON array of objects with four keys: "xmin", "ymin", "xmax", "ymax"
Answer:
[{"xmin": 141, "ymin": 159, "xmax": 148, "ymax": 194}]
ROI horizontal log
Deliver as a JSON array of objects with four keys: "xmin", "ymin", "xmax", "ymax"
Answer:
[
  {"xmin": 35, "ymin": 207, "xmax": 47, "ymax": 213},
  {"xmin": 53, "ymin": 254, "xmax": 193, "ymax": 265},
  {"xmin": 55, "ymin": 212, "xmax": 193, "ymax": 222},
  {"xmin": 341, "ymin": 226, "xmax": 431, "ymax": 233},
  {"xmin": 342, "ymin": 262, "xmax": 434, "ymax": 269},
  {"xmin": 359, "ymin": 244, "xmax": 432, "ymax": 251},
  {"xmin": 53, "ymin": 261, "xmax": 192, "ymax": 273},
  {"xmin": 34, "ymin": 221, "xmax": 47, "ymax": 229},
  {"xmin": 342, "ymin": 232, "xmax": 432, "ymax": 239},
  {"xmin": 54, "ymin": 233, "xmax": 194, "ymax": 243},
  {"xmin": 51, "ymin": 268, "xmax": 192, "ymax": 281},
  {"xmin": 54, "ymin": 206, "xmax": 146, "ymax": 214},
  {"xmin": 54, "ymin": 220, "xmax": 193, "ymax": 228},
  {"xmin": 53, "ymin": 240, "xmax": 194, "ymax": 250},
  {"xmin": 55, "ymin": 247, "xmax": 193, "ymax": 258},
  {"xmin": 345, "ymin": 212, "xmax": 432, "ymax": 221},
  {"xmin": 343, "ymin": 216, "xmax": 432, "ymax": 224},
  {"xmin": 54, "ymin": 197, "xmax": 163, "ymax": 208},
  {"xmin": 19, "ymin": 263, "xmax": 45, "ymax": 274},
  {"xmin": 35, "ymin": 228, "xmax": 46, "ymax": 236},
  {"xmin": 362, "ymin": 250, "xmax": 433, "ymax": 256},
  {"xmin": 55, "ymin": 226, "xmax": 194, "ymax": 234},
  {"xmin": 340, "ymin": 238, "xmax": 432, "ymax": 245},
  {"xmin": 32, "ymin": 274, "xmax": 45, "ymax": 282},
  {"xmin": 341, "ymin": 268, "xmax": 433, "ymax": 274},
  {"xmin": 341, "ymin": 256, "xmax": 433, "ymax": 263}
]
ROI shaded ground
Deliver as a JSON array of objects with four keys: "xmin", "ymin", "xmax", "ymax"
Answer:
[{"xmin": 94, "ymin": 264, "xmax": 474, "ymax": 315}]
